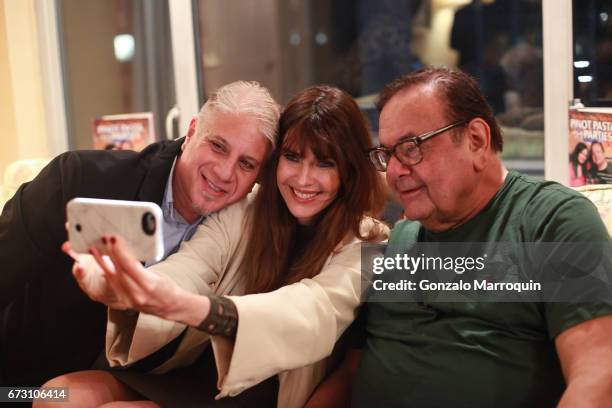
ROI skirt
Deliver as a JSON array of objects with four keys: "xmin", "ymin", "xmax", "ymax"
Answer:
[{"xmin": 110, "ymin": 346, "xmax": 278, "ymax": 408}]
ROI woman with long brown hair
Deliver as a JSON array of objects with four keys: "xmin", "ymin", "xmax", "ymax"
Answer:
[{"xmin": 39, "ymin": 85, "xmax": 387, "ymax": 408}]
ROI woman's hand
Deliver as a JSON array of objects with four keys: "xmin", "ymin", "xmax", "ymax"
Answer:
[
  {"xmin": 64, "ymin": 235, "xmax": 211, "ymax": 326},
  {"xmin": 88, "ymin": 235, "xmax": 182, "ymax": 318},
  {"xmin": 62, "ymin": 241, "xmax": 124, "ymax": 309}
]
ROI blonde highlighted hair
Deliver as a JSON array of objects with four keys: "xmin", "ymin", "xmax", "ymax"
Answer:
[{"xmin": 196, "ymin": 81, "xmax": 281, "ymax": 147}]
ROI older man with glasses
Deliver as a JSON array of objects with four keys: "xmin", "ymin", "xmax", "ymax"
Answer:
[{"xmin": 306, "ymin": 66, "xmax": 612, "ymax": 408}]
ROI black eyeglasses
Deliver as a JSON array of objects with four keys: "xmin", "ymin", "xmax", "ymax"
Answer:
[{"xmin": 368, "ymin": 120, "xmax": 469, "ymax": 171}]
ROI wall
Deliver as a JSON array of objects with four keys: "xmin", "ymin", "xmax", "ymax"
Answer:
[
  {"xmin": 197, "ymin": 0, "xmax": 283, "ymax": 100},
  {"xmin": 0, "ymin": 0, "xmax": 49, "ymax": 176},
  {"xmin": 61, "ymin": 0, "xmax": 126, "ymax": 149},
  {"xmin": 0, "ymin": 0, "xmax": 18, "ymax": 175}
]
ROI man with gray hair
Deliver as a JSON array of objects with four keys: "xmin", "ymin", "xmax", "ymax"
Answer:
[{"xmin": 0, "ymin": 81, "xmax": 280, "ymax": 386}]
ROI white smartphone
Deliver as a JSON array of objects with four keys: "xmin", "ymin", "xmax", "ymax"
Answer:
[{"xmin": 66, "ymin": 198, "xmax": 164, "ymax": 263}]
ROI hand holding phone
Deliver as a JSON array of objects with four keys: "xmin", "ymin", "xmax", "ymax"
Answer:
[
  {"xmin": 66, "ymin": 198, "xmax": 164, "ymax": 263},
  {"xmin": 62, "ymin": 241, "xmax": 124, "ymax": 307}
]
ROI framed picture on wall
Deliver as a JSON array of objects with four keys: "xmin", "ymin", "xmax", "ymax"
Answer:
[
  {"xmin": 92, "ymin": 112, "xmax": 156, "ymax": 152},
  {"xmin": 568, "ymin": 108, "xmax": 612, "ymax": 186}
]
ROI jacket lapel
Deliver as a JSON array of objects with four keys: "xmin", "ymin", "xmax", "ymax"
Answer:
[{"xmin": 136, "ymin": 137, "xmax": 184, "ymax": 204}]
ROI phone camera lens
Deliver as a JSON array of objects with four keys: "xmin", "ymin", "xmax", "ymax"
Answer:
[
  {"xmin": 75, "ymin": 224, "xmax": 82, "ymax": 232},
  {"xmin": 142, "ymin": 212, "xmax": 156, "ymax": 236}
]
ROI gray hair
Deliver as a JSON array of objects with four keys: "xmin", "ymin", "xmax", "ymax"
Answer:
[{"xmin": 196, "ymin": 81, "xmax": 281, "ymax": 147}]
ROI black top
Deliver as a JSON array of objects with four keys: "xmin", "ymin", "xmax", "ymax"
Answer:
[{"xmin": 287, "ymin": 223, "xmax": 318, "ymax": 267}]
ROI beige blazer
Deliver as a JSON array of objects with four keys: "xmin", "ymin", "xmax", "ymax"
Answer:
[{"xmin": 106, "ymin": 197, "xmax": 388, "ymax": 408}]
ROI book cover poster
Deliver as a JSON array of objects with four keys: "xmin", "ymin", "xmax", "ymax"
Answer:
[
  {"xmin": 92, "ymin": 112, "xmax": 156, "ymax": 152},
  {"xmin": 568, "ymin": 109, "xmax": 612, "ymax": 186}
]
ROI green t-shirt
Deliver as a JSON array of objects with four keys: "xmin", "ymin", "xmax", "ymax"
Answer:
[{"xmin": 353, "ymin": 171, "xmax": 612, "ymax": 408}]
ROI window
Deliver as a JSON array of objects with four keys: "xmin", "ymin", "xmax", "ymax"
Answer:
[
  {"xmin": 573, "ymin": 0, "xmax": 612, "ymax": 107},
  {"xmin": 195, "ymin": 0, "xmax": 544, "ymax": 176}
]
